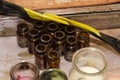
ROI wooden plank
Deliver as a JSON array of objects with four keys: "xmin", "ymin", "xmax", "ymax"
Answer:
[{"xmin": 5, "ymin": 0, "xmax": 120, "ymax": 10}]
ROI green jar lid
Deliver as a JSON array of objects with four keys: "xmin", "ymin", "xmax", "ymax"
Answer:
[{"xmin": 39, "ymin": 69, "xmax": 68, "ymax": 80}]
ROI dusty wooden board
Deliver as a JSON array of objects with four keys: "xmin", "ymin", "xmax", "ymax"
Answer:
[{"xmin": 5, "ymin": 0, "xmax": 120, "ymax": 10}]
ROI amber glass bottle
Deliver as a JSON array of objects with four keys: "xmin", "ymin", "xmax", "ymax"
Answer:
[
  {"xmin": 77, "ymin": 30, "xmax": 90, "ymax": 49},
  {"xmin": 34, "ymin": 20, "xmax": 45, "ymax": 35},
  {"xmin": 28, "ymin": 29, "xmax": 39, "ymax": 54},
  {"xmin": 35, "ymin": 44, "xmax": 47, "ymax": 70},
  {"xmin": 53, "ymin": 31, "xmax": 66, "ymax": 56},
  {"xmin": 17, "ymin": 23, "xmax": 29, "ymax": 48},
  {"xmin": 64, "ymin": 26, "xmax": 76, "ymax": 36},
  {"xmin": 64, "ymin": 36, "xmax": 78, "ymax": 62},
  {"xmin": 46, "ymin": 22, "xmax": 59, "ymax": 35},
  {"xmin": 46, "ymin": 50, "xmax": 60, "ymax": 69}
]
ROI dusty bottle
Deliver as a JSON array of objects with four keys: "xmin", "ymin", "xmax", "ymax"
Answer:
[
  {"xmin": 28, "ymin": 29, "xmax": 39, "ymax": 54},
  {"xmin": 34, "ymin": 20, "xmax": 45, "ymax": 35},
  {"xmin": 53, "ymin": 31, "xmax": 66, "ymax": 56},
  {"xmin": 46, "ymin": 22, "xmax": 59, "ymax": 35},
  {"xmin": 64, "ymin": 36, "xmax": 78, "ymax": 62},
  {"xmin": 46, "ymin": 50, "xmax": 60, "ymax": 69},
  {"xmin": 16, "ymin": 23, "xmax": 29, "ymax": 48},
  {"xmin": 35, "ymin": 44, "xmax": 47, "ymax": 70},
  {"xmin": 64, "ymin": 26, "xmax": 76, "ymax": 36},
  {"xmin": 77, "ymin": 30, "xmax": 90, "ymax": 49}
]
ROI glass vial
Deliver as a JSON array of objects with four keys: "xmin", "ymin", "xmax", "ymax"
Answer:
[
  {"xmin": 53, "ymin": 31, "xmax": 66, "ymax": 56},
  {"xmin": 69, "ymin": 47, "xmax": 107, "ymax": 80},
  {"xmin": 34, "ymin": 20, "xmax": 45, "ymax": 35},
  {"xmin": 77, "ymin": 31, "xmax": 90, "ymax": 49},
  {"xmin": 64, "ymin": 26, "xmax": 76, "ymax": 36},
  {"xmin": 35, "ymin": 44, "xmax": 47, "ymax": 70},
  {"xmin": 10, "ymin": 61, "xmax": 39, "ymax": 80},
  {"xmin": 64, "ymin": 36, "xmax": 78, "ymax": 62},
  {"xmin": 46, "ymin": 50, "xmax": 60, "ymax": 69},
  {"xmin": 46, "ymin": 22, "xmax": 59, "ymax": 35},
  {"xmin": 16, "ymin": 23, "xmax": 29, "ymax": 48},
  {"xmin": 28, "ymin": 29, "xmax": 39, "ymax": 54}
]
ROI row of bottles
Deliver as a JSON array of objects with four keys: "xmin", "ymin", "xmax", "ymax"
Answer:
[{"xmin": 16, "ymin": 20, "xmax": 90, "ymax": 70}]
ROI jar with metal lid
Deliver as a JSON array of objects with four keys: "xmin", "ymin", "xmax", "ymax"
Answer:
[
  {"xmin": 28, "ymin": 29, "xmax": 39, "ymax": 54},
  {"xmin": 10, "ymin": 61, "xmax": 39, "ymax": 80},
  {"xmin": 16, "ymin": 23, "xmax": 29, "ymax": 48},
  {"xmin": 35, "ymin": 44, "xmax": 48, "ymax": 70},
  {"xmin": 46, "ymin": 50, "xmax": 60, "ymax": 69},
  {"xmin": 69, "ymin": 47, "xmax": 107, "ymax": 80}
]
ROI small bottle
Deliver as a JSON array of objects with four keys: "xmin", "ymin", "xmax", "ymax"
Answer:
[
  {"xmin": 46, "ymin": 22, "xmax": 59, "ymax": 35},
  {"xmin": 46, "ymin": 50, "xmax": 60, "ymax": 69},
  {"xmin": 53, "ymin": 31, "xmax": 66, "ymax": 56},
  {"xmin": 64, "ymin": 26, "xmax": 76, "ymax": 36},
  {"xmin": 77, "ymin": 31, "xmax": 90, "ymax": 49},
  {"xmin": 16, "ymin": 23, "xmax": 29, "ymax": 48},
  {"xmin": 64, "ymin": 36, "xmax": 78, "ymax": 62},
  {"xmin": 34, "ymin": 20, "xmax": 45, "ymax": 35},
  {"xmin": 28, "ymin": 29, "xmax": 39, "ymax": 54},
  {"xmin": 35, "ymin": 44, "xmax": 47, "ymax": 70}
]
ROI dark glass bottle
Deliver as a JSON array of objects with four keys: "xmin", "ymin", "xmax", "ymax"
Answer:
[
  {"xmin": 46, "ymin": 22, "xmax": 59, "ymax": 35},
  {"xmin": 35, "ymin": 44, "xmax": 47, "ymax": 70},
  {"xmin": 28, "ymin": 29, "xmax": 39, "ymax": 54},
  {"xmin": 34, "ymin": 20, "xmax": 45, "ymax": 35},
  {"xmin": 64, "ymin": 36, "xmax": 78, "ymax": 62},
  {"xmin": 64, "ymin": 26, "xmax": 76, "ymax": 36},
  {"xmin": 46, "ymin": 50, "xmax": 60, "ymax": 69},
  {"xmin": 16, "ymin": 23, "xmax": 29, "ymax": 48},
  {"xmin": 53, "ymin": 31, "xmax": 66, "ymax": 56},
  {"xmin": 77, "ymin": 30, "xmax": 90, "ymax": 49}
]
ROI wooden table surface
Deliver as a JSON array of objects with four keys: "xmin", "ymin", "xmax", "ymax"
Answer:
[{"xmin": 0, "ymin": 28, "xmax": 120, "ymax": 80}]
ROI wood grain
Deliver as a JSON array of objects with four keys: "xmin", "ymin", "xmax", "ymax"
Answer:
[{"xmin": 5, "ymin": 0, "xmax": 120, "ymax": 10}]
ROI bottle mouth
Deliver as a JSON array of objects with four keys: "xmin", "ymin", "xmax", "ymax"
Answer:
[
  {"xmin": 17, "ymin": 23, "xmax": 28, "ymax": 33},
  {"xmin": 72, "ymin": 47, "xmax": 107, "ymax": 75},
  {"xmin": 47, "ymin": 50, "xmax": 60, "ymax": 60},
  {"xmin": 29, "ymin": 29, "xmax": 39, "ymax": 38},
  {"xmin": 47, "ymin": 22, "xmax": 59, "ymax": 32},
  {"xmin": 40, "ymin": 34, "xmax": 52, "ymax": 43},
  {"xmin": 66, "ymin": 36, "xmax": 77, "ymax": 45},
  {"xmin": 64, "ymin": 26, "xmax": 75, "ymax": 34},
  {"xmin": 34, "ymin": 21, "xmax": 45, "ymax": 29},
  {"xmin": 35, "ymin": 44, "xmax": 47, "ymax": 53},
  {"xmin": 54, "ymin": 31, "xmax": 65, "ymax": 40}
]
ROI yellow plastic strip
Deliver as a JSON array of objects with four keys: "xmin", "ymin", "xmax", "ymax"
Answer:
[{"xmin": 44, "ymin": 13, "xmax": 101, "ymax": 37}]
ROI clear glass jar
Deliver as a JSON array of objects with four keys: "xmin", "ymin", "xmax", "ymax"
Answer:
[
  {"xmin": 69, "ymin": 47, "xmax": 107, "ymax": 80},
  {"xmin": 10, "ymin": 61, "xmax": 39, "ymax": 80}
]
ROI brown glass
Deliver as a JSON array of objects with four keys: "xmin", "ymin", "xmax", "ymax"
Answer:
[
  {"xmin": 77, "ymin": 31, "xmax": 90, "ymax": 49},
  {"xmin": 28, "ymin": 29, "xmax": 39, "ymax": 54},
  {"xmin": 64, "ymin": 26, "xmax": 76, "ymax": 36},
  {"xmin": 35, "ymin": 44, "xmax": 47, "ymax": 70},
  {"xmin": 64, "ymin": 36, "xmax": 78, "ymax": 62},
  {"xmin": 46, "ymin": 22, "xmax": 59, "ymax": 35},
  {"xmin": 46, "ymin": 50, "xmax": 60, "ymax": 68},
  {"xmin": 53, "ymin": 31, "xmax": 66, "ymax": 56},
  {"xmin": 34, "ymin": 20, "xmax": 45, "ymax": 35},
  {"xmin": 17, "ymin": 23, "xmax": 29, "ymax": 48}
]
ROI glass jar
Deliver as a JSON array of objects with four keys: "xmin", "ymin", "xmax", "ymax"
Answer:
[
  {"xmin": 69, "ymin": 47, "xmax": 107, "ymax": 80},
  {"xmin": 39, "ymin": 69, "xmax": 68, "ymax": 80},
  {"xmin": 10, "ymin": 61, "xmax": 39, "ymax": 80}
]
